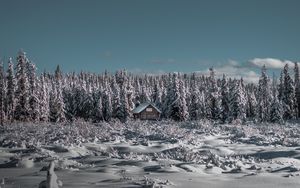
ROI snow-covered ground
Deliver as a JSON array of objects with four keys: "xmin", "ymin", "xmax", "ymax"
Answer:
[{"xmin": 1, "ymin": 120, "xmax": 300, "ymax": 187}]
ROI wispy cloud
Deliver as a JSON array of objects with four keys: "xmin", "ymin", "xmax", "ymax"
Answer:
[
  {"xmin": 248, "ymin": 58, "xmax": 294, "ymax": 69},
  {"xmin": 196, "ymin": 60, "xmax": 260, "ymax": 83}
]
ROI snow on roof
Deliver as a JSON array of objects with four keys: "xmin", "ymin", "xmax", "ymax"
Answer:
[{"xmin": 132, "ymin": 102, "xmax": 161, "ymax": 114}]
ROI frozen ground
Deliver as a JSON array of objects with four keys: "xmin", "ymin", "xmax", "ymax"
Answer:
[{"xmin": 1, "ymin": 120, "xmax": 300, "ymax": 187}]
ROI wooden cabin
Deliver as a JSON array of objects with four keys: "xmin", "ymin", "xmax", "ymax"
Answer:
[{"xmin": 132, "ymin": 102, "xmax": 161, "ymax": 120}]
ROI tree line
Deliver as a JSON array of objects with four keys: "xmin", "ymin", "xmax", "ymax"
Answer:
[{"xmin": 0, "ymin": 50, "xmax": 299, "ymax": 124}]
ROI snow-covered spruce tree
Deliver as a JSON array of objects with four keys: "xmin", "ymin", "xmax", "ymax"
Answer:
[
  {"xmin": 207, "ymin": 67, "xmax": 221, "ymax": 120},
  {"xmin": 167, "ymin": 73, "xmax": 189, "ymax": 121},
  {"xmin": 161, "ymin": 73, "xmax": 172, "ymax": 118},
  {"xmin": 294, "ymin": 62, "xmax": 300, "ymax": 118},
  {"xmin": 133, "ymin": 77, "xmax": 141, "ymax": 107},
  {"xmin": 49, "ymin": 79, "xmax": 57, "ymax": 122},
  {"xmin": 230, "ymin": 79, "xmax": 247, "ymax": 122},
  {"xmin": 81, "ymin": 91, "xmax": 94, "ymax": 121},
  {"xmin": 126, "ymin": 77, "xmax": 135, "ymax": 111},
  {"xmin": 245, "ymin": 84, "xmax": 257, "ymax": 119},
  {"xmin": 0, "ymin": 62, "xmax": 5, "ymax": 125},
  {"xmin": 92, "ymin": 90, "xmax": 103, "ymax": 122},
  {"xmin": 140, "ymin": 85, "xmax": 151, "ymax": 103},
  {"xmin": 63, "ymin": 86, "xmax": 77, "ymax": 121},
  {"xmin": 220, "ymin": 74, "xmax": 230, "ymax": 123},
  {"xmin": 179, "ymin": 75, "xmax": 189, "ymax": 120},
  {"xmin": 39, "ymin": 74, "xmax": 50, "ymax": 121},
  {"xmin": 14, "ymin": 50, "xmax": 30, "ymax": 121},
  {"xmin": 111, "ymin": 77, "xmax": 121, "ymax": 119},
  {"xmin": 27, "ymin": 62, "xmax": 40, "ymax": 122},
  {"xmin": 256, "ymin": 65, "xmax": 272, "ymax": 122},
  {"xmin": 5, "ymin": 58, "xmax": 15, "ymax": 122},
  {"xmin": 119, "ymin": 84, "xmax": 130, "ymax": 122},
  {"xmin": 102, "ymin": 80, "xmax": 112, "ymax": 121},
  {"xmin": 278, "ymin": 71, "xmax": 284, "ymax": 101},
  {"xmin": 152, "ymin": 79, "xmax": 162, "ymax": 108},
  {"xmin": 270, "ymin": 75, "xmax": 283, "ymax": 123},
  {"xmin": 270, "ymin": 97, "xmax": 284, "ymax": 123},
  {"xmin": 282, "ymin": 64, "xmax": 295, "ymax": 120},
  {"xmin": 49, "ymin": 65, "xmax": 66, "ymax": 122},
  {"xmin": 188, "ymin": 73, "xmax": 199, "ymax": 120},
  {"xmin": 189, "ymin": 87, "xmax": 201, "ymax": 120}
]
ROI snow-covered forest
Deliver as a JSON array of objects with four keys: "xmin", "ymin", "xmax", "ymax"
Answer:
[{"xmin": 0, "ymin": 50, "xmax": 300, "ymax": 124}]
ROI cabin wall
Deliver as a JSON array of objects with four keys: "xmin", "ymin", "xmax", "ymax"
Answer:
[{"xmin": 134, "ymin": 106, "xmax": 160, "ymax": 120}]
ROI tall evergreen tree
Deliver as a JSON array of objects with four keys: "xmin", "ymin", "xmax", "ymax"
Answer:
[
  {"xmin": 256, "ymin": 65, "xmax": 272, "ymax": 122},
  {"xmin": 246, "ymin": 85, "xmax": 257, "ymax": 119},
  {"xmin": 294, "ymin": 62, "xmax": 300, "ymax": 118},
  {"xmin": 126, "ymin": 77, "xmax": 135, "ymax": 112},
  {"xmin": 270, "ymin": 75, "xmax": 283, "ymax": 123},
  {"xmin": 0, "ymin": 62, "xmax": 5, "ymax": 125},
  {"xmin": 230, "ymin": 79, "xmax": 246, "ymax": 121},
  {"xmin": 220, "ymin": 75, "xmax": 230, "ymax": 122},
  {"xmin": 6, "ymin": 58, "xmax": 15, "ymax": 121},
  {"xmin": 152, "ymin": 79, "xmax": 162, "ymax": 108},
  {"xmin": 14, "ymin": 51, "xmax": 30, "ymax": 121},
  {"xmin": 102, "ymin": 81, "xmax": 112, "ymax": 121},
  {"xmin": 207, "ymin": 67, "xmax": 221, "ymax": 120},
  {"xmin": 27, "ymin": 62, "xmax": 40, "ymax": 121},
  {"xmin": 111, "ymin": 78, "xmax": 121, "ymax": 119},
  {"xmin": 189, "ymin": 88, "xmax": 200, "ymax": 120},
  {"xmin": 93, "ymin": 90, "xmax": 103, "ymax": 122},
  {"xmin": 282, "ymin": 64, "xmax": 295, "ymax": 119},
  {"xmin": 119, "ymin": 84, "xmax": 130, "ymax": 122},
  {"xmin": 167, "ymin": 73, "xmax": 189, "ymax": 121},
  {"xmin": 50, "ymin": 65, "xmax": 66, "ymax": 122},
  {"xmin": 39, "ymin": 74, "xmax": 49, "ymax": 121}
]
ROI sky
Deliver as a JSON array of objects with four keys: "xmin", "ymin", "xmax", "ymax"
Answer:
[{"xmin": 0, "ymin": 0, "xmax": 300, "ymax": 82}]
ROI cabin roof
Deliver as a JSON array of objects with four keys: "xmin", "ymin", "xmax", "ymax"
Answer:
[{"xmin": 132, "ymin": 102, "xmax": 161, "ymax": 114}]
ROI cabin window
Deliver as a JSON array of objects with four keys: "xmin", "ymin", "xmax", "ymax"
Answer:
[{"xmin": 146, "ymin": 108, "xmax": 152, "ymax": 112}]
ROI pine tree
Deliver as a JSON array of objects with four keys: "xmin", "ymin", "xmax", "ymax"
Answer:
[
  {"xmin": 6, "ymin": 58, "xmax": 15, "ymax": 122},
  {"xmin": 207, "ymin": 67, "xmax": 221, "ymax": 120},
  {"xmin": 27, "ymin": 62, "xmax": 40, "ymax": 121},
  {"xmin": 179, "ymin": 77, "xmax": 189, "ymax": 120},
  {"xmin": 189, "ymin": 88, "xmax": 200, "ymax": 120},
  {"xmin": 167, "ymin": 73, "xmax": 189, "ymax": 121},
  {"xmin": 220, "ymin": 75, "xmax": 230, "ymax": 122},
  {"xmin": 140, "ymin": 85, "xmax": 150, "ymax": 103},
  {"xmin": 152, "ymin": 79, "xmax": 162, "ymax": 108},
  {"xmin": 282, "ymin": 64, "xmax": 295, "ymax": 119},
  {"xmin": 50, "ymin": 65, "xmax": 66, "ymax": 122},
  {"xmin": 270, "ymin": 75, "xmax": 283, "ymax": 123},
  {"xmin": 126, "ymin": 77, "xmax": 135, "ymax": 112},
  {"xmin": 93, "ymin": 90, "xmax": 103, "ymax": 122},
  {"xmin": 111, "ymin": 78, "xmax": 121, "ymax": 119},
  {"xmin": 230, "ymin": 79, "xmax": 246, "ymax": 122},
  {"xmin": 119, "ymin": 84, "xmax": 130, "ymax": 122},
  {"xmin": 39, "ymin": 74, "xmax": 49, "ymax": 121},
  {"xmin": 294, "ymin": 62, "xmax": 300, "ymax": 118},
  {"xmin": 14, "ymin": 50, "xmax": 30, "ymax": 121},
  {"xmin": 0, "ymin": 62, "xmax": 5, "ymax": 125},
  {"xmin": 246, "ymin": 85, "xmax": 257, "ymax": 119},
  {"xmin": 278, "ymin": 71, "xmax": 284, "ymax": 101},
  {"xmin": 102, "ymin": 81, "xmax": 112, "ymax": 121},
  {"xmin": 256, "ymin": 65, "xmax": 272, "ymax": 122}
]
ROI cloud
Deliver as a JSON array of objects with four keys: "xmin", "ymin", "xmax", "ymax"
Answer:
[
  {"xmin": 196, "ymin": 60, "xmax": 260, "ymax": 83},
  {"xmin": 248, "ymin": 58, "xmax": 294, "ymax": 69}
]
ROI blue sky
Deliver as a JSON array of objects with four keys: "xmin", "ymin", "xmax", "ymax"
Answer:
[{"xmin": 0, "ymin": 0, "xmax": 299, "ymax": 81}]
